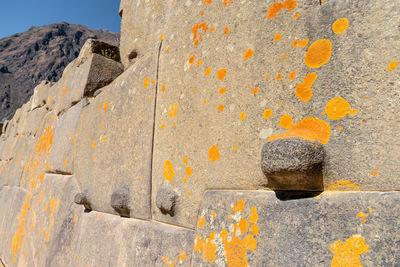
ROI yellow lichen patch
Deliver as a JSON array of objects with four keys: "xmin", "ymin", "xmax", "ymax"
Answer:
[
  {"xmin": 243, "ymin": 48, "xmax": 254, "ymax": 60},
  {"xmin": 387, "ymin": 61, "xmax": 398, "ymax": 71},
  {"xmin": 183, "ymin": 157, "xmax": 188, "ymax": 164},
  {"xmin": 253, "ymin": 87, "xmax": 259, "ymax": 95},
  {"xmin": 325, "ymin": 97, "xmax": 358, "ymax": 120},
  {"xmin": 219, "ymin": 88, "xmax": 226, "ymax": 94},
  {"xmin": 168, "ymin": 102, "xmax": 179, "ymax": 118},
  {"xmin": 269, "ymin": 116, "xmax": 331, "ymax": 144},
  {"xmin": 276, "ymin": 73, "xmax": 282, "ymax": 80},
  {"xmin": 143, "ymin": 77, "xmax": 150, "ymax": 88},
  {"xmin": 188, "ymin": 54, "xmax": 195, "ymax": 64},
  {"xmin": 238, "ymin": 218, "xmax": 249, "ymax": 235},
  {"xmin": 11, "ymin": 193, "xmax": 32, "ymax": 260},
  {"xmin": 249, "ymin": 207, "xmax": 258, "ymax": 224},
  {"xmin": 104, "ymin": 102, "xmax": 109, "ymax": 111},
  {"xmin": 224, "ymin": 235, "xmax": 249, "ymax": 266},
  {"xmin": 263, "ymin": 109, "xmax": 273, "ymax": 119},
  {"xmin": 186, "ymin": 166, "xmax": 193, "ymax": 176},
  {"xmin": 179, "ymin": 251, "xmax": 186, "ymax": 261},
  {"xmin": 304, "ymin": 39, "xmax": 332, "ymax": 68},
  {"xmin": 274, "ymin": 33, "xmax": 282, "ymax": 41},
  {"xmin": 240, "ymin": 112, "xmax": 246, "ymax": 120},
  {"xmin": 292, "ymin": 39, "xmax": 309, "ymax": 48},
  {"xmin": 289, "ymin": 72, "xmax": 296, "ymax": 80},
  {"xmin": 217, "ymin": 69, "xmax": 227, "ymax": 80},
  {"xmin": 222, "ymin": 0, "xmax": 234, "ymax": 7},
  {"xmin": 203, "ymin": 0, "xmax": 212, "ymax": 5},
  {"xmin": 295, "ymin": 72, "xmax": 317, "ymax": 102},
  {"xmin": 371, "ymin": 169, "xmax": 379, "ymax": 176},
  {"xmin": 232, "ymin": 199, "xmax": 245, "ymax": 213},
  {"xmin": 332, "ymin": 18, "xmax": 349, "ymax": 34},
  {"xmin": 163, "ymin": 160, "xmax": 175, "ymax": 182},
  {"xmin": 158, "ymin": 34, "xmax": 164, "ymax": 41},
  {"xmin": 218, "ymin": 104, "xmax": 224, "ymax": 111},
  {"xmin": 279, "ymin": 114, "xmax": 294, "ymax": 129},
  {"xmin": 192, "ymin": 22, "xmax": 208, "ymax": 46},
  {"xmin": 266, "ymin": 0, "xmax": 297, "ymax": 19},
  {"xmin": 356, "ymin": 212, "xmax": 367, "ymax": 223},
  {"xmin": 293, "ymin": 12, "xmax": 300, "ymax": 19},
  {"xmin": 330, "ymin": 234, "xmax": 369, "ymax": 266},
  {"xmin": 208, "ymin": 145, "xmax": 220, "ymax": 162},
  {"xmin": 198, "ymin": 216, "xmax": 206, "ymax": 228},
  {"xmin": 326, "ymin": 180, "xmax": 359, "ymax": 190},
  {"xmin": 205, "ymin": 67, "xmax": 212, "ymax": 75},
  {"xmin": 250, "ymin": 224, "xmax": 259, "ymax": 236}
]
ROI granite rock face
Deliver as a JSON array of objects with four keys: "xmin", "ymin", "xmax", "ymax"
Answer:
[{"xmin": 0, "ymin": 0, "xmax": 399, "ymax": 266}]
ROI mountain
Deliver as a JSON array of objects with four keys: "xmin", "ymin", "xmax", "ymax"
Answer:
[{"xmin": 0, "ymin": 22, "xmax": 119, "ymax": 121}]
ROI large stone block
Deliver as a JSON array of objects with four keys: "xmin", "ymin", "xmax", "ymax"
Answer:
[
  {"xmin": 74, "ymin": 48, "xmax": 158, "ymax": 219},
  {"xmin": 119, "ymin": 0, "xmax": 173, "ymax": 68},
  {"xmin": 192, "ymin": 190, "xmax": 400, "ymax": 266},
  {"xmin": 48, "ymin": 100, "xmax": 86, "ymax": 174},
  {"xmin": 151, "ymin": 0, "xmax": 400, "ymax": 228},
  {"xmin": 30, "ymin": 80, "xmax": 54, "ymax": 111},
  {"xmin": 73, "ymin": 211, "xmax": 194, "ymax": 266}
]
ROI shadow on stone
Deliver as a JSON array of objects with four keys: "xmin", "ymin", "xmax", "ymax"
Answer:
[
  {"xmin": 111, "ymin": 186, "xmax": 130, "ymax": 218},
  {"xmin": 274, "ymin": 190, "xmax": 323, "ymax": 201},
  {"xmin": 74, "ymin": 192, "xmax": 92, "ymax": 212}
]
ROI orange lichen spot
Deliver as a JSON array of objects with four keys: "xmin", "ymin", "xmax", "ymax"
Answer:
[
  {"xmin": 223, "ymin": 26, "xmax": 229, "ymax": 35},
  {"xmin": 371, "ymin": 169, "xmax": 379, "ymax": 176},
  {"xmin": 217, "ymin": 69, "xmax": 227, "ymax": 80},
  {"xmin": 326, "ymin": 180, "xmax": 359, "ymax": 190},
  {"xmin": 63, "ymin": 158, "xmax": 67, "ymax": 166},
  {"xmin": 160, "ymin": 124, "xmax": 166, "ymax": 130},
  {"xmin": 11, "ymin": 194, "xmax": 32, "ymax": 259},
  {"xmin": 253, "ymin": 87, "xmax": 259, "ymax": 95},
  {"xmin": 332, "ymin": 18, "xmax": 349, "ymax": 34},
  {"xmin": 279, "ymin": 114, "xmax": 294, "ymax": 129},
  {"xmin": 217, "ymin": 104, "xmax": 225, "ymax": 111},
  {"xmin": 200, "ymin": 10, "xmax": 205, "ymax": 16},
  {"xmin": 168, "ymin": 102, "xmax": 179, "ymax": 118},
  {"xmin": 47, "ymin": 96, "xmax": 52, "ymax": 105},
  {"xmin": 289, "ymin": 72, "xmax": 296, "ymax": 80},
  {"xmin": 104, "ymin": 101, "xmax": 109, "ymax": 111},
  {"xmin": 233, "ymin": 145, "xmax": 238, "ymax": 151},
  {"xmin": 219, "ymin": 88, "xmax": 226, "ymax": 94},
  {"xmin": 356, "ymin": 212, "xmax": 367, "ymax": 223},
  {"xmin": 183, "ymin": 157, "xmax": 188, "ymax": 164},
  {"xmin": 293, "ymin": 12, "xmax": 300, "ymax": 19},
  {"xmin": 198, "ymin": 216, "xmax": 206, "ymax": 228},
  {"xmin": 388, "ymin": 61, "xmax": 399, "ymax": 71},
  {"xmin": 299, "ymin": 39, "xmax": 309, "ymax": 47},
  {"xmin": 222, "ymin": 0, "xmax": 234, "ymax": 7},
  {"xmin": 305, "ymin": 39, "xmax": 332, "ymax": 68},
  {"xmin": 182, "ymin": 176, "xmax": 187, "ymax": 182},
  {"xmin": 209, "ymin": 26, "xmax": 216, "ymax": 33},
  {"xmin": 266, "ymin": 0, "xmax": 297, "ymax": 19},
  {"xmin": 330, "ymin": 234, "xmax": 369, "ymax": 266},
  {"xmin": 276, "ymin": 73, "xmax": 282, "ymax": 80},
  {"xmin": 208, "ymin": 145, "xmax": 220, "ymax": 162},
  {"xmin": 163, "ymin": 160, "xmax": 175, "ymax": 182},
  {"xmin": 270, "ymin": 116, "xmax": 331, "ymax": 144},
  {"xmin": 232, "ymin": 199, "xmax": 245, "ymax": 213},
  {"xmin": 93, "ymin": 156, "xmax": 96, "ymax": 162},
  {"xmin": 158, "ymin": 34, "xmax": 164, "ymax": 41},
  {"xmin": 243, "ymin": 234, "xmax": 257, "ymax": 251},
  {"xmin": 186, "ymin": 190, "xmax": 190, "ymax": 196},
  {"xmin": 203, "ymin": 99, "xmax": 207, "ymax": 104},
  {"xmin": 180, "ymin": 251, "xmax": 186, "ymax": 262},
  {"xmin": 295, "ymin": 72, "xmax": 317, "ymax": 102},
  {"xmin": 92, "ymin": 141, "xmax": 96, "ymax": 149},
  {"xmin": 192, "ymin": 22, "xmax": 208, "ymax": 46},
  {"xmin": 243, "ymin": 48, "xmax": 254, "ymax": 60},
  {"xmin": 274, "ymin": 33, "xmax": 282, "ymax": 41},
  {"xmin": 369, "ymin": 208, "xmax": 373, "ymax": 213},
  {"xmin": 291, "ymin": 40, "xmax": 300, "ymax": 47},
  {"xmin": 265, "ymin": 74, "xmax": 269, "ymax": 79},
  {"xmin": 103, "ymin": 136, "xmax": 106, "ymax": 142},
  {"xmin": 238, "ymin": 218, "xmax": 250, "ymax": 235},
  {"xmin": 240, "ymin": 112, "xmax": 246, "ymax": 120},
  {"xmin": 63, "ymin": 87, "xmax": 68, "ymax": 96},
  {"xmin": 224, "ymin": 235, "xmax": 249, "ymax": 266},
  {"xmin": 143, "ymin": 77, "xmax": 150, "ymax": 88},
  {"xmin": 151, "ymin": 80, "xmax": 155, "ymax": 85},
  {"xmin": 205, "ymin": 67, "xmax": 212, "ymax": 76},
  {"xmin": 263, "ymin": 109, "xmax": 273, "ymax": 119},
  {"xmin": 161, "ymin": 84, "xmax": 166, "ymax": 92},
  {"xmin": 336, "ymin": 125, "xmax": 343, "ymax": 131},
  {"xmin": 203, "ymin": 0, "xmax": 212, "ymax": 5},
  {"xmin": 186, "ymin": 166, "xmax": 193, "ymax": 176},
  {"xmin": 250, "ymin": 224, "xmax": 259, "ymax": 236},
  {"xmin": 249, "ymin": 207, "xmax": 258, "ymax": 224},
  {"xmin": 195, "ymin": 59, "xmax": 203, "ymax": 66},
  {"xmin": 188, "ymin": 54, "xmax": 195, "ymax": 64},
  {"xmin": 325, "ymin": 97, "xmax": 358, "ymax": 120},
  {"xmin": 99, "ymin": 104, "xmax": 103, "ymax": 110}
]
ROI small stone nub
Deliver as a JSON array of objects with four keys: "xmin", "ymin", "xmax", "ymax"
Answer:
[
  {"xmin": 74, "ymin": 192, "xmax": 91, "ymax": 211},
  {"xmin": 111, "ymin": 186, "xmax": 130, "ymax": 217},
  {"xmin": 156, "ymin": 182, "xmax": 178, "ymax": 216}
]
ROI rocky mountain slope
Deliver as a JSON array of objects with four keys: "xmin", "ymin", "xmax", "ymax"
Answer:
[{"xmin": 0, "ymin": 22, "xmax": 119, "ymax": 121}]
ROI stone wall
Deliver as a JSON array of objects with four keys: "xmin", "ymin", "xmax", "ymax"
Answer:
[{"xmin": 0, "ymin": 0, "xmax": 399, "ymax": 266}]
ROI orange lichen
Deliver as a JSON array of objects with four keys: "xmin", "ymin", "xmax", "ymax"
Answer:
[
  {"xmin": 238, "ymin": 218, "xmax": 249, "ymax": 235},
  {"xmin": 233, "ymin": 145, "xmax": 238, "ymax": 151},
  {"xmin": 293, "ymin": 12, "xmax": 300, "ymax": 19},
  {"xmin": 253, "ymin": 87, "xmax": 259, "ymax": 95},
  {"xmin": 223, "ymin": 27, "xmax": 229, "ymax": 35},
  {"xmin": 104, "ymin": 102, "xmax": 109, "ymax": 111},
  {"xmin": 266, "ymin": 0, "xmax": 297, "ymax": 19},
  {"xmin": 269, "ymin": 116, "xmax": 331, "ymax": 144},
  {"xmin": 203, "ymin": 0, "xmax": 212, "ymax": 5},
  {"xmin": 183, "ymin": 157, "xmax": 188, "ymax": 164},
  {"xmin": 305, "ymin": 39, "xmax": 332, "ymax": 68},
  {"xmin": 263, "ymin": 109, "xmax": 273, "ymax": 119},
  {"xmin": 144, "ymin": 77, "xmax": 150, "ymax": 88},
  {"xmin": 192, "ymin": 23, "xmax": 208, "ymax": 46},
  {"xmin": 188, "ymin": 54, "xmax": 195, "ymax": 64},
  {"xmin": 292, "ymin": 39, "xmax": 309, "ymax": 48},
  {"xmin": 243, "ymin": 48, "xmax": 254, "ymax": 59},
  {"xmin": 208, "ymin": 145, "xmax": 220, "ymax": 162},
  {"xmin": 198, "ymin": 216, "xmax": 206, "ymax": 228},
  {"xmin": 196, "ymin": 59, "xmax": 203, "ymax": 66},
  {"xmin": 218, "ymin": 104, "xmax": 225, "ymax": 111},
  {"xmin": 158, "ymin": 34, "xmax": 164, "ymax": 41},
  {"xmin": 161, "ymin": 84, "xmax": 166, "ymax": 92},
  {"xmin": 186, "ymin": 166, "xmax": 193, "ymax": 176},
  {"xmin": 163, "ymin": 160, "xmax": 175, "ymax": 182},
  {"xmin": 371, "ymin": 169, "xmax": 379, "ymax": 176},
  {"xmin": 168, "ymin": 103, "xmax": 179, "ymax": 118},
  {"xmin": 330, "ymin": 234, "xmax": 369, "ymax": 266},
  {"xmin": 219, "ymin": 88, "xmax": 226, "ymax": 94},
  {"xmin": 11, "ymin": 193, "xmax": 32, "ymax": 261},
  {"xmin": 224, "ymin": 235, "xmax": 249, "ymax": 266},
  {"xmin": 217, "ymin": 69, "xmax": 227, "ymax": 80},
  {"xmin": 274, "ymin": 33, "xmax": 282, "ymax": 41},
  {"xmin": 289, "ymin": 72, "xmax": 296, "ymax": 80},
  {"xmin": 332, "ymin": 18, "xmax": 349, "ymax": 34},
  {"xmin": 232, "ymin": 199, "xmax": 245, "ymax": 213},
  {"xmin": 240, "ymin": 112, "xmax": 246, "ymax": 120},
  {"xmin": 356, "ymin": 212, "xmax": 367, "ymax": 223},
  {"xmin": 222, "ymin": 0, "xmax": 234, "ymax": 7},
  {"xmin": 160, "ymin": 124, "xmax": 165, "ymax": 129},
  {"xmin": 249, "ymin": 207, "xmax": 258, "ymax": 224},
  {"xmin": 326, "ymin": 180, "xmax": 359, "ymax": 190},
  {"xmin": 279, "ymin": 114, "xmax": 294, "ymax": 129},
  {"xmin": 325, "ymin": 97, "xmax": 358, "ymax": 120},
  {"xmin": 388, "ymin": 61, "xmax": 398, "ymax": 71},
  {"xmin": 250, "ymin": 224, "xmax": 259, "ymax": 236},
  {"xmin": 295, "ymin": 72, "xmax": 317, "ymax": 102},
  {"xmin": 276, "ymin": 73, "xmax": 282, "ymax": 80},
  {"xmin": 205, "ymin": 67, "xmax": 212, "ymax": 75},
  {"xmin": 180, "ymin": 252, "xmax": 186, "ymax": 261}
]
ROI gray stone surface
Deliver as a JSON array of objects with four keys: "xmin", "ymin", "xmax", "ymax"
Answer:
[
  {"xmin": 151, "ymin": 0, "xmax": 400, "ymax": 229},
  {"xmin": 156, "ymin": 181, "xmax": 179, "ymax": 216},
  {"xmin": 73, "ymin": 211, "xmax": 195, "ymax": 267},
  {"xmin": 110, "ymin": 186, "xmax": 130, "ymax": 217},
  {"xmin": 193, "ymin": 190, "xmax": 400, "ymax": 266},
  {"xmin": 261, "ymin": 138, "xmax": 325, "ymax": 191},
  {"xmin": 74, "ymin": 48, "xmax": 158, "ymax": 219},
  {"xmin": 30, "ymin": 80, "xmax": 54, "ymax": 111}
]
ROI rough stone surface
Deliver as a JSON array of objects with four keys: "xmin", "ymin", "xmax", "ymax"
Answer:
[
  {"xmin": 74, "ymin": 192, "xmax": 92, "ymax": 211},
  {"xmin": 74, "ymin": 48, "xmax": 158, "ymax": 219},
  {"xmin": 110, "ymin": 186, "xmax": 130, "ymax": 217},
  {"xmin": 261, "ymin": 138, "xmax": 325, "ymax": 190},
  {"xmin": 193, "ymin": 190, "xmax": 400, "ymax": 266},
  {"xmin": 156, "ymin": 181, "xmax": 179, "ymax": 216},
  {"xmin": 30, "ymin": 80, "xmax": 53, "ymax": 111}
]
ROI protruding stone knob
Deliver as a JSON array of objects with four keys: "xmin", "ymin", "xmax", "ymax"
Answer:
[
  {"xmin": 74, "ymin": 192, "xmax": 92, "ymax": 211},
  {"xmin": 156, "ymin": 182, "xmax": 178, "ymax": 216},
  {"xmin": 261, "ymin": 138, "xmax": 325, "ymax": 191},
  {"xmin": 111, "ymin": 186, "xmax": 130, "ymax": 217}
]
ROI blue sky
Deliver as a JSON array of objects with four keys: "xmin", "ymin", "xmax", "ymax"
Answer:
[{"xmin": 0, "ymin": 0, "xmax": 121, "ymax": 38}]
